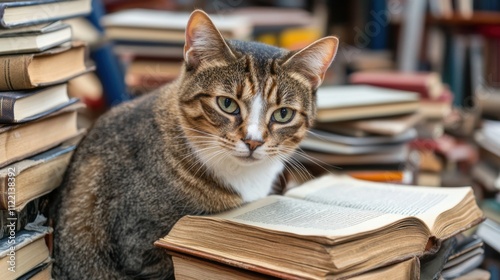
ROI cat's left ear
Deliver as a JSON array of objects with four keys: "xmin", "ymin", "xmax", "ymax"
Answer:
[
  {"xmin": 281, "ymin": 36, "xmax": 339, "ymax": 89},
  {"xmin": 184, "ymin": 10, "xmax": 237, "ymax": 69}
]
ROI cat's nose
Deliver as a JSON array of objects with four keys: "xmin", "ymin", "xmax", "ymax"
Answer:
[{"xmin": 243, "ymin": 139, "xmax": 264, "ymax": 151}]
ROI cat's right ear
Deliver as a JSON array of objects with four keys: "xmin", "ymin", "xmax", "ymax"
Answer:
[{"xmin": 184, "ymin": 10, "xmax": 236, "ymax": 69}]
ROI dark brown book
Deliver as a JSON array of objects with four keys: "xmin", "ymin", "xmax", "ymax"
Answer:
[{"xmin": 0, "ymin": 42, "xmax": 91, "ymax": 91}]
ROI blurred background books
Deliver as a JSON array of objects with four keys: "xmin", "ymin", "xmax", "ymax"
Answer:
[{"xmin": 2, "ymin": 0, "xmax": 500, "ymax": 279}]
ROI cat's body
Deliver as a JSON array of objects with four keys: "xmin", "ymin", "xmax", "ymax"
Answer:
[{"xmin": 53, "ymin": 11, "xmax": 337, "ymax": 279}]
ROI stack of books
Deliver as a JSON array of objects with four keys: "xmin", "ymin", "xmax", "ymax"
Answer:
[
  {"xmin": 155, "ymin": 175, "xmax": 485, "ymax": 279},
  {"xmin": 297, "ymin": 85, "xmax": 421, "ymax": 183},
  {"xmin": 101, "ymin": 9, "xmax": 252, "ymax": 95},
  {"xmin": 473, "ymin": 120, "xmax": 500, "ymax": 265},
  {"xmin": 0, "ymin": 0, "xmax": 92, "ymax": 279},
  {"xmin": 349, "ymin": 71, "xmax": 476, "ymax": 187}
]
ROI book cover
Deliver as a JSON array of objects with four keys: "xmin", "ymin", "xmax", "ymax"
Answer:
[
  {"xmin": 0, "ymin": 22, "xmax": 71, "ymax": 55},
  {"xmin": 0, "ymin": 103, "xmax": 84, "ymax": 168},
  {"xmin": 349, "ymin": 71, "xmax": 444, "ymax": 100},
  {"xmin": 315, "ymin": 85, "xmax": 420, "ymax": 122},
  {"xmin": 0, "ymin": 0, "xmax": 91, "ymax": 28},
  {"xmin": 0, "ymin": 41, "xmax": 93, "ymax": 91},
  {"xmin": 0, "ymin": 145, "xmax": 76, "ymax": 210},
  {"xmin": 0, "ymin": 83, "xmax": 78, "ymax": 123}
]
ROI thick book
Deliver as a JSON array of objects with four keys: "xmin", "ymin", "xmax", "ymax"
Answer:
[
  {"xmin": 169, "ymin": 251, "xmax": 420, "ymax": 280},
  {"xmin": 102, "ymin": 9, "xmax": 252, "ymax": 44},
  {"xmin": 316, "ymin": 86, "xmax": 420, "ymax": 122},
  {"xmin": 0, "ymin": 42, "xmax": 91, "ymax": 91},
  {"xmin": 349, "ymin": 71, "xmax": 444, "ymax": 100},
  {"xmin": 298, "ymin": 148, "xmax": 409, "ymax": 165},
  {"xmin": 0, "ymin": 84, "xmax": 76, "ymax": 123},
  {"xmin": 419, "ymin": 86, "xmax": 453, "ymax": 119},
  {"xmin": 0, "ymin": 197, "xmax": 45, "ymax": 239},
  {"xmin": 0, "ymin": 0, "xmax": 91, "ymax": 28},
  {"xmin": 0, "ymin": 229, "xmax": 50, "ymax": 280},
  {"xmin": 0, "ymin": 103, "xmax": 83, "ymax": 168},
  {"xmin": 17, "ymin": 259, "xmax": 52, "ymax": 280},
  {"xmin": 315, "ymin": 113, "xmax": 422, "ymax": 137},
  {"xmin": 306, "ymin": 128, "xmax": 417, "ymax": 146},
  {"xmin": 156, "ymin": 175, "xmax": 484, "ymax": 280},
  {"xmin": 0, "ymin": 21, "xmax": 71, "ymax": 55},
  {"xmin": 0, "ymin": 145, "xmax": 75, "ymax": 210}
]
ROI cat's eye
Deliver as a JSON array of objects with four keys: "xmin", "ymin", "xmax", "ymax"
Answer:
[
  {"xmin": 272, "ymin": 108, "xmax": 295, "ymax": 123},
  {"xmin": 217, "ymin": 97, "xmax": 240, "ymax": 114}
]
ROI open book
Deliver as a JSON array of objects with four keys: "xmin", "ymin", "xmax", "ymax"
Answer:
[{"xmin": 156, "ymin": 175, "xmax": 483, "ymax": 280}]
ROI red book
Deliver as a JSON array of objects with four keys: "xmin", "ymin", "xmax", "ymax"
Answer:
[{"xmin": 349, "ymin": 71, "xmax": 444, "ymax": 100}]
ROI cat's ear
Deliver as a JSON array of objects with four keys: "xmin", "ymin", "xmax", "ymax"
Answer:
[
  {"xmin": 281, "ymin": 36, "xmax": 339, "ymax": 89},
  {"xmin": 184, "ymin": 10, "xmax": 237, "ymax": 69}
]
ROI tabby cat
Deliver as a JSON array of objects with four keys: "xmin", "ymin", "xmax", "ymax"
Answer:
[{"xmin": 52, "ymin": 10, "xmax": 338, "ymax": 279}]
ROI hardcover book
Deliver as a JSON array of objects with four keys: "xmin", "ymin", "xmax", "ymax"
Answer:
[
  {"xmin": 0, "ymin": 84, "xmax": 76, "ymax": 123},
  {"xmin": 0, "ymin": 0, "xmax": 91, "ymax": 28},
  {"xmin": 0, "ymin": 145, "xmax": 75, "ymax": 210},
  {"xmin": 157, "ymin": 175, "xmax": 483, "ymax": 280},
  {"xmin": 0, "ymin": 103, "xmax": 83, "ymax": 168},
  {"xmin": 0, "ymin": 229, "xmax": 50, "ymax": 280},
  {"xmin": 0, "ymin": 21, "xmax": 71, "ymax": 55},
  {"xmin": 349, "ymin": 71, "xmax": 444, "ymax": 100},
  {"xmin": 315, "ymin": 86, "xmax": 420, "ymax": 122},
  {"xmin": 0, "ymin": 42, "xmax": 91, "ymax": 91}
]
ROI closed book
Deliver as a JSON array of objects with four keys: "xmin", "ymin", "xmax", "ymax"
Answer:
[
  {"xmin": 0, "ymin": 84, "xmax": 76, "ymax": 123},
  {"xmin": 316, "ymin": 85, "xmax": 420, "ymax": 122},
  {"xmin": 349, "ymin": 71, "xmax": 444, "ymax": 100},
  {"xmin": 419, "ymin": 86, "xmax": 453, "ymax": 119},
  {"xmin": 0, "ymin": 21, "xmax": 71, "ymax": 55},
  {"xmin": 17, "ymin": 259, "xmax": 52, "ymax": 280},
  {"xmin": 0, "ymin": 0, "xmax": 91, "ymax": 29},
  {"xmin": 0, "ymin": 229, "xmax": 50, "ymax": 280},
  {"xmin": 0, "ymin": 198, "xmax": 44, "ymax": 239},
  {"xmin": 0, "ymin": 42, "xmax": 91, "ymax": 91},
  {"xmin": 102, "ymin": 9, "xmax": 252, "ymax": 43},
  {"xmin": 0, "ymin": 103, "xmax": 83, "ymax": 168},
  {"xmin": 0, "ymin": 145, "xmax": 75, "ymax": 210},
  {"xmin": 315, "ymin": 113, "xmax": 422, "ymax": 137}
]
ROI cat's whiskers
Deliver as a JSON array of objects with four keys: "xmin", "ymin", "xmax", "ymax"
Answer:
[
  {"xmin": 278, "ymin": 146, "xmax": 341, "ymax": 177},
  {"xmin": 187, "ymin": 146, "xmax": 223, "ymax": 176},
  {"xmin": 267, "ymin": 154, "xmax": 306, "ymax": 186},
  {"xmin": 274, "ymin": 153, "xmax": 313, "ymax": 182}
]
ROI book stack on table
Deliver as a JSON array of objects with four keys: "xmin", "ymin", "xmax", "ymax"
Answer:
[
  {"xmin": 348, "ymin": 71, "xmax": 462, "ymax": 187},
  {"xmin": 0, "ymin": 0, "xmax": 92, "ymax": 279},
  {"xmin": 295, "ymin": 85, "xmax": 421, "ymax": 184}
]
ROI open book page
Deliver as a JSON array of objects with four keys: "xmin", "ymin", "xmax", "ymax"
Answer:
[
  {"xmin": 285, "ymin": 175, "xmax": 471, "ymax": 231},
  {"xmin": 212, "ymin": 195, "xmax": 412, "ymax": 238}
]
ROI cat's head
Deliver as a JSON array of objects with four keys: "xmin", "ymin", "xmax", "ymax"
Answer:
[{"xmin": 177, "ymin": 10, "xmax": 338, "ymax": 171}]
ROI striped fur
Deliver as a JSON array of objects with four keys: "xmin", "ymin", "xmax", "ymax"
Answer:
[{"xmin": 52, "ymin": 10, "xmax": 338, "ymax": 279}]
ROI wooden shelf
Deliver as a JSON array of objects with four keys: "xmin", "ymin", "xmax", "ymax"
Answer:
[{"xmin": 427, "ymin": 11, "xmax": 500, "ymax": 26}]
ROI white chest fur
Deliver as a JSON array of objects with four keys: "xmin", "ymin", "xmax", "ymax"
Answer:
[{"xmin": 200, "ymin": 154, "xmax": 284, "ymax": 202}]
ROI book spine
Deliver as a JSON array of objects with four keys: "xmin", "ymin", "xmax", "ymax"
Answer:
[
  {"xmin": 0, "ymin": 6, "xmax": 7, "ymax": 29},
  {"xmin": 0, "ymin": 95, "xmax": 15, "ymax": 122},
  {"xmin": 0, "ymin": 55, "xmax": 34, "ymax": 90}
]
